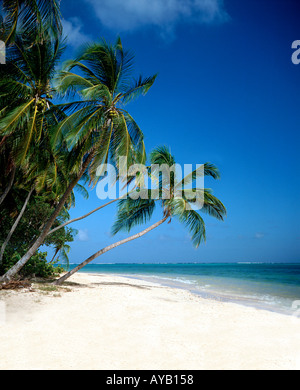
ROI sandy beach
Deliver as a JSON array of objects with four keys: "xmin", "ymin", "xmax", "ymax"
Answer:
[{"xmin": 0, "ymin": 272, "xmax": 300, "ymax": 370}]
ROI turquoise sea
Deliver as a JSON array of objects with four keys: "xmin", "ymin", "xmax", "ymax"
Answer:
[{"xmin": 70, "ymin": 263, "xmax": 300, "ymax": 316}]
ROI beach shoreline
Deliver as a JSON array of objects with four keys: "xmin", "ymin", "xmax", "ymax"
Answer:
[
  {"xmin": 1, "ymin": 272, "xmax": 300, "ymax": 370},
  {"xmin": 118, "ymin": 273, "xmax": 297, "ymax": 317},
  {"xmin": 67, "ymin": 263, "xmax": 300, "ymax": 317}
]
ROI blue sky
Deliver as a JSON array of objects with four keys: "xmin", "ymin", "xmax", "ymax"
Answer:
[{"xmin": 51, "ymin": 0, "xmax": 300, "ymax": 264}]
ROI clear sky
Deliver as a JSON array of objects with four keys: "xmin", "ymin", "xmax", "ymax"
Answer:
[{"xmin": 51, "ymin": 0, "xmax": 300, "ymax": 264}]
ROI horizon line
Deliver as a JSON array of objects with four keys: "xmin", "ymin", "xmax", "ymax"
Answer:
[{"xmin": 63, "ymin": 261, "xmax": 300, "ymax": 266}]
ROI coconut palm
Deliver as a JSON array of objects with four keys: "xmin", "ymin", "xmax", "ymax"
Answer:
[
  {"xmin": 49, "ymin": 243, "xmax": 70, "ymax": 264},
  {"xmin": 53, "ymin": 37, "xmax": 156, "ymax": 184},
  {"xmin": 53, "ymin": 146, "xmax": 226, "ymax": 285},
  {"xmin": 0, "ymin": 27, "xmax": 68, "ymax": 265},
  {"xmin": 0, "ymin": 29, "xmax": 67, "ymax": 212},
  {"xmin": 0, "ymin": 0, "xmax": 62, "ymax": 179},
  {"xmin": 0, "ymin": 30, "xmax": 65, "ymax": 162},
  {"xmin": 0, "ymin": 38, "xmax": 156, "ymax": 283},
  {"xmin": 0, "ymin": 29, "xmax": 75, "ymax": 273},
  {"xmin": 47, "ymin": 226, "xmax": 74, "ymax": 268}
]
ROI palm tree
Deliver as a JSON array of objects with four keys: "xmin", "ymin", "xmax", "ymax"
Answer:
[
  {"xmin": 0, "ymin": 0, "xmax": 62, "ymax": 44},
  {"xmin": 0, "ymin": 28, "xmax": 73, "ymax": 273},
  {"xmin": 49, "ymin": 243, "xmax": 71, "ymax": 265},
  {"xmin": 0, "ymin": 28, "xmax": 80, "ymax": 264},
  {"xmin": 47, "ymin": 226, "xmax": 74, "ymax": 268},
  {"xmin": 0, "ymin": 29, "xmax": 66, "ymax": 210},
  {"xmin": 53, "ymin": 146, "xmax": 226, "ymax": 285},
  {"xmin": 53, "ymin": 37, "xmax": 156, "ymax": 184},
  {"xmin": 0, "ymin": 30, "xmax": 65, "ymax": 162},
  {"xmin": 0, "ymin": 38, "xmax": 157, "ymax": 283}
]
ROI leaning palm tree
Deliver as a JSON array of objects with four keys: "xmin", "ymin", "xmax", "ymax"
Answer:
[
  {"xmin": 0, "ymin": 38, "xmax": 156, "ymax": 283},
  {"xmin": 53, "ymin": 146, "xmax": 226, "ymax": 285},
  {"xmin": 49, "ymin": 243, "xmax": 71, "ymax": 265},
  {"xmin": 47, "ymin": 225, "xmax": 74, "ymax": 268}
]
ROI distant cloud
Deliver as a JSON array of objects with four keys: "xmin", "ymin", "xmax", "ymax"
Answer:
[
  {"xmin": 85, "ymin": 0, "xmax": 230, "ymax": 35},
  {"xmin": 77, "ymin": 229, "xmax": 89, "ymax": 242},
  {"xmin": 254, "ymin": 232, "xmax": 265, "ymax": 240},
  {"xmin": 62, "ymin": 17, "xmax": 90, "ymax": 47},
  {"xmin": 158, "ymin": 234, "xmax": 172, "ymax": 241}
]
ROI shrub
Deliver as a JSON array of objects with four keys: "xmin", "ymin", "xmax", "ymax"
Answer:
[{"xmin": 0, "ymin": 249, "xmax": 65, "ymax": 279}]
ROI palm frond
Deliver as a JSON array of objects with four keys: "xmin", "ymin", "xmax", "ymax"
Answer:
[
  {"xmin": 120, "ymin": 74, "xmax": 157, "ymax": 105},
  {"xmin": 55, "ymin": 71, "xmax": 95, "ymax": 97},
  {"xmin": 176, "ymin": 163, "xmax": 221, "ymax": 190},
  {"xmin": 182, "ymin": 188, "xmax": 227, "ymax": 220},
  {"xmin": 112, "ymin": 198, "xmax": 156, "ymax": 235},
  {"xmin": 121, "ymin": 111, "xmax": 145, "ymax": 150},
  {"xmin": 57, "ymin": 244, "xmax": 71, "ymax": 265},
  {"xmin": 2, "ymin": 0, "xmax": 62, "ymax": 44},
  {"xmin": 16, "ymin": 103, "xmax": 37, "ymax": 164},
  {"xmin": 80, "ymin": 83, "xmax": 112, "ymax": 103},
  {"xmin": 75, "ymin": 183, "xmax": 89, "ymax": 200},
  {"xmin": 150, "ymin": 145, "xmax": 175, "ymax": 167},
  {"xmin": 0, "ymin": 99, "xmax": 35, "ymax": 135},
  {"xmin": 202, "ymin": 191, "xmax": 227, "ymax": 220},
  {"xmin": 177, "ymin": 210, "xmax": 206, "ymax": 248}
]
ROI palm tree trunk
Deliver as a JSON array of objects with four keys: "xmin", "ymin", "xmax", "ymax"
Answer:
[
  {"xmin": 0, "ymin": 186, "xmax": 34, "ymax": 264},
  {"xmin": 53, "ymin": 216, "xmax": 168, "ymax": 285},
  {"xmin": 46, "ymin": 198, "xmax": 121, "ymax": 237},
  {"xmin": 0, "ymin": 166, "xmax": 16, "ymax": 207},
  {"xmin": 0, "ymin": 151, "xmax": 95, "ymax": 284},
  {"xmin": 49, "ymin": 248, "xmax": 60, "ymax": 264}
]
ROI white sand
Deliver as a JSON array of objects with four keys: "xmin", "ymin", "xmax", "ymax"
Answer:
[{"xmin": 0, "ymin": 272, "xmax": 300, "ymax": 370}]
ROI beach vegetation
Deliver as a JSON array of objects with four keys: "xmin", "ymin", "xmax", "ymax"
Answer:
[
  {"xmin": 0, "ymin": 248, "xmax": 64, "ymax": 279},
  {"xmin": 0, "ymin": 0, "xmax": 157, "ymax": 283},
  {"xmin": 0, "ymin": 0, "xmax": 225, "ymax": 286}
]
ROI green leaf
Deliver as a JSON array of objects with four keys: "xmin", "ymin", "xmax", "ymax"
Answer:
[
  {"xmin": 0, "ymin": 99, "xmax": 35, "ymax": 135},
  {"xmin": 112, "ymin": 198, "xmax": 156, "ymax": 235}
]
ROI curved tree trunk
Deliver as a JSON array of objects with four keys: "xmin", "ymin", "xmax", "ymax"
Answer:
[
  {"xmin": 46, "ymin": 198, "xmax": 121, "ymax": 237},
  {"xmin": 0, "ymin": 151, "xmax": 95, "ymax": 284},
  {"xmin": 53, "ymin": 216, "xmax": 168, "ymax": 285},
  {"xmin": 49, "ymin": 248, "xmax": 60, "ymax": 264},
  {"xmin": 0, "ymin": 186, "xmax": 34, "ymax": 264},
  {"xmin": 0, "ymin": 165, "xmax": 16, "ymax": 207}
]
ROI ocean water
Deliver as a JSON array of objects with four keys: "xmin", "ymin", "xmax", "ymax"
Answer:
[{"xmin": 70, "ymin": 263, "xmax": 300, "ymax": 316}]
